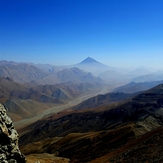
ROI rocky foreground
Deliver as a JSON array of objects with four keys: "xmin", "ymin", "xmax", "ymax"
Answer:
[
  {"xmin": 0, "ymin": 103, "xmax": 26, "ymax": 162},
  {"xmin": 0, "ymin": 103, "xmax": 70, "ymax": 163}
]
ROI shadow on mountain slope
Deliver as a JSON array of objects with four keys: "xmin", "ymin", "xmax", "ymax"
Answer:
[{"xmin": 19, "ymin": 84, "xmax": 163, "ymax": 162}]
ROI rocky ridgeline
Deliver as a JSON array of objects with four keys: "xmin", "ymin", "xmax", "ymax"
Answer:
[{"xmin": 0, "ymin": 103, "xmax": 26, "ymax": 163}]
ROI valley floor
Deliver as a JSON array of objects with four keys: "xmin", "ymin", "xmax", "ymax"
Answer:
[{"xmin": 14, "ymin": 86, "xmax": 112, "ymax": 131}]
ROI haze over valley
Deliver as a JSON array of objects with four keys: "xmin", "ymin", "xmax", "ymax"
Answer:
[
  {"xmin": 2, "ymin": 57, "xmax": 163, "ymax": 125},
  {"xmin": 2, "ymin": 55, "xmax": 163, "ymax": 163},
  {"xmin": 1, "ymin": 0, "xmax": 163, "ymax": 162},
  {"xmin": 2, "ymin": 57, "xmax": 163, "ymax": 162}
]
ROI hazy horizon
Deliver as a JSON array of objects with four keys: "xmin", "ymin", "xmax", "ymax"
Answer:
[{"xmin": 0, "ymin": 0, "xmax": 163, "ymax": 69}]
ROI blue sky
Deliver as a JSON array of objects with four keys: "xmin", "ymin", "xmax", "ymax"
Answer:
[{"xmin": 0, "ymin": 0, "xmax": 163, "ymax": 68}]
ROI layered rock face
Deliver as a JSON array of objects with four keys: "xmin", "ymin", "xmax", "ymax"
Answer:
[{"xmin": 0, "ymin": 104, "xmax": 26, "ymax": 163}]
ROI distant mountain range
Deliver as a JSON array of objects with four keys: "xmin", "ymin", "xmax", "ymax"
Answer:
[
  {"xmin": 73, "ymin": 57, "xmax": 163, "ymax": 84},
  {"xmin": 0, "ymin": 60, "xmax": 103, "ymax": 85},
  {"xmin": 131, "ymin": 74, "xmax": 163, "ymax": 82},
  {"xmin": 3, "ymin": 59, "xmax": 163, "ymax": 162},
  {"xmin": 0, "ymin": 76, "xmax": 103, "ymax": 121},
  {"xmin": 0, "ymin": 62, "xmax": 47, "ymax": 83},
  {"xmin": 1, "ymin": 58, "xmax": 163, "ymax": 86},
  {"xmin": 0, "ymin": 60, "xmax": 106, "ymax": 122},
  {"xmin": 114, "ymin": 80, "xmax": 163, "ymax": 93},
  {"xmin": 127, "ymin": 68, "xmax": 152, "ymax": 77}
]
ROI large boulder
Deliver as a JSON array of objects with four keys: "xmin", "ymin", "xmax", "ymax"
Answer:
[{"xmin": 0, "ymin": 103, "xmax": 26, "ymax": 163}]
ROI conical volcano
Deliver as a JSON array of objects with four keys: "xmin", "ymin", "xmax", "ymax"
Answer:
[
  {"xmin": 79, "ymin": 57, "xmax": 101, "ymax": 64},
  {"xmin": 75, "ymin": 57, "xmax": 110, "ymax": 75}
]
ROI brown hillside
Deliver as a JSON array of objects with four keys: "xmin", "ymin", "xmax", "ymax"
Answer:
[
  {"xmin": 19, "ymin": 84, "xmax": 163, "ymax": 162},
  {"xmin": 0, "ymin": 63, "xmax": 47, "ymax": 83}
]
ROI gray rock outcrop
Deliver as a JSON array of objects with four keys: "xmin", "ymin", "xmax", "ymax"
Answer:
[{"xmin": 0, "ymin": 103, "xmax": 26, "ymax": 163}]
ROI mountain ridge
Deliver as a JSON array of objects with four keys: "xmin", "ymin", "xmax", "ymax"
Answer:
[{"xmin": 19, "ymin": 84, "xmax": 163, "ymax": 162}]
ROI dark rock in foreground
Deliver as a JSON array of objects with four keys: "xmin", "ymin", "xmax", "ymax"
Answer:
[{"xmin": 0, "ymin": 104, "xmax": 26, "ymax": 163}]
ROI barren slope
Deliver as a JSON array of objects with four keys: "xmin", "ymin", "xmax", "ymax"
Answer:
[{"xmin": 19, "ymin": 84, "xmax": 163, "ymax": 162}]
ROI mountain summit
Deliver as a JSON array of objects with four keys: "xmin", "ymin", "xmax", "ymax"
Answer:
[
  {"xmin": 79, "ymin": 57, "xmax": 100, "ymax": 64},
  {"xmin": 75, "ymin": 57, "xmax": 110, "ymax": 75}
]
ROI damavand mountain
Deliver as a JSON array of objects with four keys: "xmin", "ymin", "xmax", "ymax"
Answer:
[
  {"xmin": 1, "ymin": 58, "xmax": 163, "ymax": 162},
  {"xmin": 75, "ymin": 57, "xmax": 111, "ymax": 75}
]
